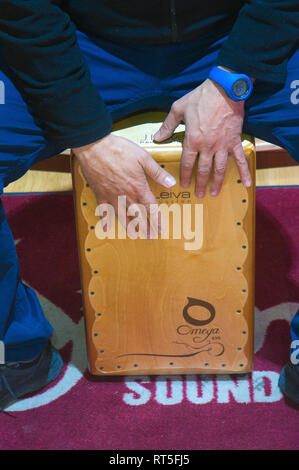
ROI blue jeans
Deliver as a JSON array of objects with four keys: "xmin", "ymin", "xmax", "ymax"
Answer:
[{"xmin": 0, "ymin": 30, "xmax": 298, "ymax": 361}]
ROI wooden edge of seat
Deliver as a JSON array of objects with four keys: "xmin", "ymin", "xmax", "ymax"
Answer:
[{"xmin": 30, "ymin": 139, "xmax": 297, "ymax": 173}]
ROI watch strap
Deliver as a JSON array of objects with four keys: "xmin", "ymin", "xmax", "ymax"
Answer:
[{"xmin": 208, "ymin": 66, "xmax": 253, "ymax": 101}]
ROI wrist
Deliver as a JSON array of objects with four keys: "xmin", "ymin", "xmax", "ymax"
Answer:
[
  {"xmin": 72, "ymin": 133, "xmax": 111, "ymax": 156},
  {"xmin": 207, "ymin": 79, "xmax": 245, "ymax": 109},
  {"xmin": 208, "ymin": 66, "xmax": 253, "ymax": 101}
]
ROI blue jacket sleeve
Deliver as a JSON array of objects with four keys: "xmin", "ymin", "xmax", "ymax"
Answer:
[
  {"xmin": 0, "ymin": 0, "xmax": 112, "ymax": 150},
  {"xmin": 217, "ymin": 0, "xmax": 299, "ymax": 83}
]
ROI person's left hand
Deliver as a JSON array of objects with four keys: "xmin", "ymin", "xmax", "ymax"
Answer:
[{"xmin": 154, "ymin": 77, "xmax": 252, "ymax": 197}]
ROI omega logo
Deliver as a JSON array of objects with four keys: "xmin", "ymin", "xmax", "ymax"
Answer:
[{"xmin": 182, "ymin": 297, "xmax": 216, "ymax": 326}]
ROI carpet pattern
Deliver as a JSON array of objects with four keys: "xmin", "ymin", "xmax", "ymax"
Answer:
[{"xmin": 0, "ymin": 187, "xmax": 298, "ymax": 450}]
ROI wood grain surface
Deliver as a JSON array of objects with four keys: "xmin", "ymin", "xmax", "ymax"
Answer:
[{"xmin": 72, "ymin": 117, "xmax": 256, "ymax": 376}]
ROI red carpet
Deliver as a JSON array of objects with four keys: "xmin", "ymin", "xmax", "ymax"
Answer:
[{"xmin": 0, "ymin": 187, "xmax": 299, "ymax": 450}]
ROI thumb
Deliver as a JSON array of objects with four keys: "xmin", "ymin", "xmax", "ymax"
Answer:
[
  {"xmin": 154, "ymin": 103, "xmax": 182, "ymax": 142},
  {"xmin": 142, "ymin": 153, "xmax": 176, "ymax": 188}
]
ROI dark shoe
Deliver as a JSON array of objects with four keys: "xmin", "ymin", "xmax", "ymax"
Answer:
[
  {"xmin": 278, "ymin": 361, "xmax": 299, "ymax": 405},
  {"xmin": 0, "ymin": 341, "xmax": 63, "ymax": 411}
]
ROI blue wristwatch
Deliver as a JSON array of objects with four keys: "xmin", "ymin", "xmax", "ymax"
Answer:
[{"xmin": 208, "ymin": 66, "xmax": 253, "ymax": 101}]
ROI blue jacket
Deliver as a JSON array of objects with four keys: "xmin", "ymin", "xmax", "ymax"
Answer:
[{"xmin": 0, "ymin": 0, "xmax": 298, "ymax": 149}]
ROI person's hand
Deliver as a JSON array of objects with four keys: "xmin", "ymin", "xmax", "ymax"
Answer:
[
  {"xmin": 72, "ymin": 134, "xmax": 176, "ymax": 237},
  {"xmin": 154, "ymin": 77, "xmax": 252, "ymax": 197}
]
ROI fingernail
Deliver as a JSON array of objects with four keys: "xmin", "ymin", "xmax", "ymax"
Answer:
[
  {"xmin": 154, "ymin": 130, "xmax": 161, "ymax": 140},
  {"xmin": 164, "ymin": 175, "xmax": 176, "ymax": 187},
  {"xmin": 210, "ymin": 191, "xmax": 217, "ymax": 196},
  {"xmin": 245, "ymin": 179, "xmax": 251, "ymax": 187}
]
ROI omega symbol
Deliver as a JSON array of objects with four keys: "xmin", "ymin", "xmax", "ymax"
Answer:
[{"xmin": 182, "ymin": 297, "xmax": 216, "ymax": 326}]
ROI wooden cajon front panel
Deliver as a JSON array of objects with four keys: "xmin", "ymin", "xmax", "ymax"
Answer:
[{"xmin": 72, "ymin": 118, "xmax": 255, "ymax": 376}]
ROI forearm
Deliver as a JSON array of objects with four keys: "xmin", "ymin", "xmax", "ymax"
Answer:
[
  {"xmin": 0, "ymin": 0, "xmax": 111, "ymax": 149},
  {"xmin": 216, "ymin": 0, "xmax": 299, "ymax": 84}
]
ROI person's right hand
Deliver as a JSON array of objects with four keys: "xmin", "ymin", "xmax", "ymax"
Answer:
[{"xmin": 72, "ymin": 133, "xmax": 176, "ymax": 238}]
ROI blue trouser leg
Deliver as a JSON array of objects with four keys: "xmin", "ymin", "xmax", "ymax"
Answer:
[
  {"xmin": 0, "ymin": 57, "xmax": 63, "ymax": 362},
  {"xmin": 0, "ymin": 200, "xmax": 53, "ymax": 361},
  {"xmin": 0, "ymin": 30, "xmax": 298, "ymax": 362}
]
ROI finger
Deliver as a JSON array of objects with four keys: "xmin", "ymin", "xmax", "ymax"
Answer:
[
  {"xmin": 139, "ymin": 189, "xmax": 165, "ymax": 238},
  {"xmin": 180, "ymin": 129, "xmax": 201, "ymax": 188},
  {"xmin": 209, "ymin": 151, "xmax": 228, "ymax": 196},
  {"xmin": 100, "ymin": 204, "xmax": 110, "ymax": 232},
  {"xmin": 114, "ymin": 194, "xmax": 137, "ymax": 238},
  {"xmin": 141, "ymin": 152, "xmax": 176, "ymax": 188},
  {"xmin": 126, "ymin": 202, "xmax": 151, "ymax": 240},
  {"xmin": 94, "ymin": 199, "xmax": 132, "ymax": 239},
  {"xmin": 153, "ymin": 101, "xmax": 182, "ymax": 142},
  {"xmin": 231, "ymin": 141, "xmax": 251, "ymax": 188},
  {"xmin": 180, "ymin": 152, "xmax": 198, "ymax": 189},
  {"xmin": 118, "ymin": 193, "xmax": 152, "ymax": 240},
  {"xmin": 194, "ymin": 152, "xmax": 214, "ymax": 198},
  {"xmin": 94, "ymin": 200, "xmax": 110, "ymax": 232}
]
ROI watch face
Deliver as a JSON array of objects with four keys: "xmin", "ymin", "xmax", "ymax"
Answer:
[{"xmin": 232, "ymin": 78, "xmax": 250, "ymax": 98}]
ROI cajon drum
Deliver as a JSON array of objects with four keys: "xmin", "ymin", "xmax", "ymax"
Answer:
[{"xmin": 72, "ymin": 111, "xmax": 256, "ymax": 376}]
